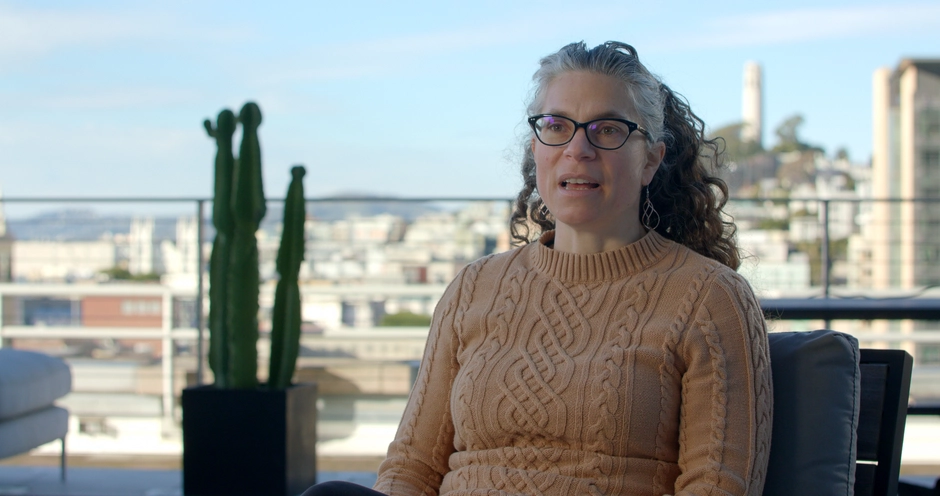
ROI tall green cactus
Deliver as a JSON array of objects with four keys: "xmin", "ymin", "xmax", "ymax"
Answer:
[
  {"xmin": 227, "ymin": 102, "xmax": 266, "ymax": 389},
  {"xmin": 268, "ymin": 166, "xmax": 306, "ymax": 390},
  {"xmin": 205, "ymin": 110, "xmax": 236, "ymax": 389},
  {"xmin": 205, "ymin": 102, "xmax": 306, "ymax": 390}
]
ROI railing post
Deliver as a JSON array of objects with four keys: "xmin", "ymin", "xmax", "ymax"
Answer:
[
  {"xmin": 821, "ymin": 199, "xmax": 831, "ymax": 329},
  {"xmin": 195, "ymin": 199, "xmax": 205, "ymax": 386},
  {"xmin": 0, "ymin": 290, "xmax": 5, "ymax": 348},
  {"xmin": 821, "ymin": 199, "xmax": 831, "ymax": 297},
  {"xmin": 161, "ymin": 289, "xmax": 174, "ymax": 432}
]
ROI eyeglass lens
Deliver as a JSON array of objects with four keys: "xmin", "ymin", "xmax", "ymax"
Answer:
[{"xmin": 532, "ymin": 115, "xmax": 633, "ymax": 149}]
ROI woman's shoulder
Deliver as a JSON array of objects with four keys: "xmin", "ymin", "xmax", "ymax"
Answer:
[
  {"xmin": 665, "ymin": 237, "xmax": 756, "ymax": 298},
  {"xmin": 666, "ymin": 241, "xmax": 767, "ymax": 346}
]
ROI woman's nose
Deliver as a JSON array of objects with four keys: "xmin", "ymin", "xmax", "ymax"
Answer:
[{"xmin": 564, "ymin": 127, "xmax": 597, "ymax": 160}]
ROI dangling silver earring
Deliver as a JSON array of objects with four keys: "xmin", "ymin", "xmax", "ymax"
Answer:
[
  {"xmin": 642, "ymin": 185, "xmax": 660, "ymax": 231},
  {"xmin": 539, "ymin": 201, "xmax": 550, "ymax": 218}
]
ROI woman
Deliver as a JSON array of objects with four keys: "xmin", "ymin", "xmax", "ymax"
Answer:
[{"xmin": 306, "ymin": 41, "xmax": 771, "ymax": 496}]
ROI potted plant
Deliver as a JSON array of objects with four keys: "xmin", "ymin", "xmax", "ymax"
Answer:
[{"xmin": 182, "ymin": 102, "xmax": 315, "ymax": 496}]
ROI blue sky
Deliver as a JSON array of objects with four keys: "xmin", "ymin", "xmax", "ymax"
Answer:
[{"xmin": 1, "ymin": 0, "xmax": 938, "ymax": 205}]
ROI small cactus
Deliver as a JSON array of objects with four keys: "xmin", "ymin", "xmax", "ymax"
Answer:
[{"xmin": 268, "ymin": 166, "xmax": 306, "ymax": 389}]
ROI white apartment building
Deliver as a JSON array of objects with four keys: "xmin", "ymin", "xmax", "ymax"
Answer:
[
  {"xmin": 870, "ymin": 59, "xmax": 940, "ymax": 289},
  {"xmin": 128, "ymin": 217, "xmax": 160, "ymax": 275},
  {"xmin": 864, "ymin": 59, "xmax": 940, "ymax": 362},
  {"xmin": 0, "ymin": 199, "xmax": 11, "ymax": 282},
  {"xmin": 12, "ymin": 240, "xmax": 117, "ymax": 281},
  {"xmin": 160, "ymin": 216, "xmax": 200, "ymax": 277}
]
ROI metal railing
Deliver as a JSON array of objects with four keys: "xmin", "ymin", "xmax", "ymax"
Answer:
[{"xmin": 1, "ymin": 196, "xmax": 939, "ymax": 460}]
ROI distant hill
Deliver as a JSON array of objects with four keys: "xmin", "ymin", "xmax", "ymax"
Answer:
[
  {"xmin": 304, "ymin": 194, "xmax": 443, "ymax": 222},
  {"xmin": 7, "ymin": 209, "xmax": 182, "ymax": 242},
  {"xmin": 5, "ymin": 197, "xmax": 444, "ymax": 241}
]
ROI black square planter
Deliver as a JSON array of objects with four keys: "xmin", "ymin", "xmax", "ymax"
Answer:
[{"xmin": 182, "ymin": 383, "xmax": 318, "ymax": 496}]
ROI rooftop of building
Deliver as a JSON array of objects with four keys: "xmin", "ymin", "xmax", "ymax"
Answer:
[{"xmin": 899, "ymin": 58, "xmax": 940, "ymax": 77}]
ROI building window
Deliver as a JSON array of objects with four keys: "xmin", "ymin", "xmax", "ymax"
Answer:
[
  {"xmin": 23, "ymin": 297, "xmax": 80, "ymax": 326},
  {"xmin": 925, "ymin": 248, "xmax": 940, "ymax": 263},
  {"xmin": 923, "ymin": 150, "xmax": 940, "ymax": 168},
  {"xmin": 920, "ymin": 108, "xmax": 940, "ymax": 138},
  {"xmin": 120, "ymin": 299, "xmax": 161, "ymax": 316}
]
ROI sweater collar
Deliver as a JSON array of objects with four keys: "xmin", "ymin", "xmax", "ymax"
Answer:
[{"xmin": 530, "ymin": 230, "xmax": 673, "ymax": 282}]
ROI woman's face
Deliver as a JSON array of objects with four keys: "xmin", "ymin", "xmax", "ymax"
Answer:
[{"xmin": 533, "ymin": 71, "xmax": 664, "ymax": 241}]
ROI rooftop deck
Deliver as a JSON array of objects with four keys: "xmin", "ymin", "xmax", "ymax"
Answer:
[{"xmin": 0, "ymin": 454, "xmax": 381, "ymax": 496}]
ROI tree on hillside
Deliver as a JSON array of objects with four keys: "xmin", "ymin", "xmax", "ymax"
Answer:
[
  {"xmin": 772, "ymin": 114, "xmax": 825, "ymax": 154},
  {"xmin": 709, "ymin": 122, "xmax": 764, "ymax": 162},
  {"xmin": 379, "ymin": 311, "xmax": 432, "ymax": 327},
  {"xmin": 100, "ymin": 266, "xmax": 160, "ymax": 282}
]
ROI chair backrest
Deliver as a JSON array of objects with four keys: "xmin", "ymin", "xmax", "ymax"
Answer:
[
  {"xmin": 763, "ymin": 330, "xmax": 913, "ymax": 496},
  {"xmin": 856, "ymin": 348, "xmax": 914, "ymax": 496}
]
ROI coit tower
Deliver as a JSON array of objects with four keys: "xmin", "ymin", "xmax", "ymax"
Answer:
[{"xmin": 741, "ymin": 61, "xmax": 763, "ymax": 146}]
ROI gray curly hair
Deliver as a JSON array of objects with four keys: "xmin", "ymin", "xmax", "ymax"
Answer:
[{"xmin": 509, "ymin": 41, "xmax": 740, "ymax": 270}]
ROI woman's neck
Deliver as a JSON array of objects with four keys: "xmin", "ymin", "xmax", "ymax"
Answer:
[{"xmin": 551, "ymin": 223, "xmax": 647, "ymax": 254}]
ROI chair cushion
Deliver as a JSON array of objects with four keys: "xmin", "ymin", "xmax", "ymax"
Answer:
[
  {"xmin": 0, "ymin": 349, "xmax": 72, "ymax": 419},
  {"xmin": 763, "ymin": 330, "xmax": 860, "ymax": 496},
  {"xmin": 0, "ymin": 405, "xmax": 69, "ymax": 458}
]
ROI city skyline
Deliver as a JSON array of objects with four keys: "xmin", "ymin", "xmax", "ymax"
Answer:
[{"xmin": 2, "ymin": 1, "xmax": 939, "ymax": 204}]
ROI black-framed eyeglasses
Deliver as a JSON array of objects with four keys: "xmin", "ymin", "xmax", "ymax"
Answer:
[{"xmin": 527, "ymin": 114, "xmax": 652, "ymax": 150}]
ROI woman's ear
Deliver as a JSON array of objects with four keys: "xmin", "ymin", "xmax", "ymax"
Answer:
[{"xmin": 642, "ymin": 141, "xmax": 666, "ymax": 185}]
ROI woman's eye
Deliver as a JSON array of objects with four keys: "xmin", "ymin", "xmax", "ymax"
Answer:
[{"xmin": 542, "ymin": 120, "xmax": 571, "ymax": 134}]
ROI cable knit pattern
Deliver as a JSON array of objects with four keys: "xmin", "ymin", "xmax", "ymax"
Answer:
[
  {"xmin": 374, "ymin": 231, "xmax": 772, "ymax": 496},
  {"xmin": 653, "ymin": 261, "xmax": 713, "ymax": 495},
  {"xmin": 730, "ymin": 279, "xmax": 773, "ymax": 491},
  {"xmin": 699, "ymin": 307, "xmax": 729, "ymax": 486}
]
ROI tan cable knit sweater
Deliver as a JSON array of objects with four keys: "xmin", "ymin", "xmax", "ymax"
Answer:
[{"xmin": 375, "ymin": 231, "xmax": 772, "ymax": 496}]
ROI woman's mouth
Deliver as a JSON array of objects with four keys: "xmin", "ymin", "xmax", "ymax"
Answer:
[{"xmin": 561, "ymin": 179, "xmax": 599, "ymax": 190}]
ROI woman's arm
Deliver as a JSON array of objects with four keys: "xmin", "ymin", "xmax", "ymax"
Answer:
[
  {"xmin": 674, "ymin": 272, "xmax": 773, "ymax": 496},
  {"xmin": 373, "ymin": 269, "xmax": 467, "ymax": 496}
]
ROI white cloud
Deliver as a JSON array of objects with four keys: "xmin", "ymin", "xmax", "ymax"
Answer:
[
  {"xmin": 252, "ymin": 7, "xmax": 643, "ymax": 85},
  {"xmin": 0, "ymin": 4, "xmax": 251, "ymax": 60},
  {"xmin": 35, "ymin": 88, "xmax": 201, "ymax": 111},
  {"xmin": 0, "ymin": 6, "xmax": 140, "ymax": 57},
  {"xmin": 252, "ymin": 23, "xmax": 532, "ymax": 85},
  {"xmin": 0, "ymin": 121, "xmax": 212, "ymax": 198},
  {"xmin": 649, "ymin": 3, "xmax": 940, "ymax": 52},
  {"xmin": 328, "ymin": 7, "xmax": 646, "ymax": 58}
]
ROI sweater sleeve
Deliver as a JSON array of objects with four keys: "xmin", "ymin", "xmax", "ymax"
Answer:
[
  {"xmin": 673, "ymin": 272, "xmax": 773, "ymax": 496},
  {"xmin": 373, "ymin": 268, "xmax": 466, "ymax": 496}
]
